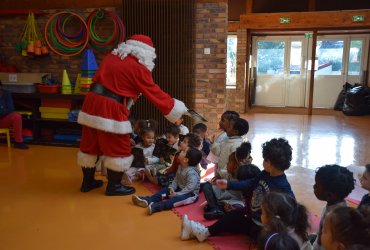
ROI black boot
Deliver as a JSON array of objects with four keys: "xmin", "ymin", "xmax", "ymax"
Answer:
[
  {"xmin": 105, "ymin": 169, "xmax": 136, "ymax": 196},
  {"xmin": 202, "ymin": 182, "xmax": 224, "ymax": 220},
  {"xmin": 80, "ymin": 167, "xmax": 103, "ymax": 192}
]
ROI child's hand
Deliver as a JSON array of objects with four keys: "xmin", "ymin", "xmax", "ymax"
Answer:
[
  {"xmin": 144, "ymin": 157, "xmax": 149, "ymax": 164},
  {"xmin": 168, "ymin": 188, "xmax": 175, "ymax": 198},
  {"xmin": 215, "ymin": 179, "xmax": 228, "ymax": 189},
  {"xmin": 130, "ymin": 138, "xmax": 136, "ymax": 146}
]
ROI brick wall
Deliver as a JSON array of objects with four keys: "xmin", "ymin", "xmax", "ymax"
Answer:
[
  {"xmin": 194, "ymin": 0, "xmax": 228, "ymax": 133},
  {"xmin": 225, "ymin": 28, "xmax": 247, "ymax": 113},
  {"xmin": 0, "ymin": 7, "xmax": 119, "ymax": 84},
  {"xmin": 0, "ymin": 2, "xmax": 230, "ymax": 133}
]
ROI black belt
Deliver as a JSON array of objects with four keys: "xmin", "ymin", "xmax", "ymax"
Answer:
[{"xmin": 90, "ymin": 83, "xmax": 125, "ymax": 103}]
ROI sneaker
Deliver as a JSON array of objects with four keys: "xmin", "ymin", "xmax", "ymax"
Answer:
[
  {"xmin": 148, "ymin": 202, "xmax": 161, "ymax": 215},
  {"xmin": 181, "ymin": 214, "xmax": 195, "ymax": 240},
  {"xmin": 132, "ymin": 195, "xmax": 149, "ymax": 207},
  {"xmin": 191, "ymin": 221, "xmax": 209, "ymax": 242},
  {"xmin": 14, "ymin": 142, "xmax": 29, "ymax": 150},
  {"xmin": 148, "ymin": 202, "xmax": 154, "ymax": 215}
]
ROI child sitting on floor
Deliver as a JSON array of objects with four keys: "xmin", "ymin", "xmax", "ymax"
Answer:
[
  {"xmin": 144, "ymin": 124, "xmax": 181, "ymax": 178},
  {"xmin": 210, "ymin": 117, "xmax": 249, "ymax": 179},
  {"xmin": 203, "ymin": 142, "xmax": 257, "ymax": 220},
  {"xmin": 132, "ymin": 147, "xmax": 202, "ymax": 215},
  {"xmin": 258, "ymin": 192, "xmax": 312, "ymax": 250},
  {"xmin": 320, "ymin": 206, "xmax": 370, "ymax": 250},
  {"xmin": 206, "ymin": 110, "xmax": 239, "ymax": 164},
  {"xmin": 358, "ymin": 164, "xmax": 370, "ymax": 209},
  {"xmin": 146, "ymin": 133, "xmax": 202, "ymax": 187},
  {"xmin": 134, "ymin": 120, "xmax": 159, "ymax": 165},
  {"xmin": 181, "ymin": 138, "xmax": 295, "ymax": 243},
  {"xmin": 311, "ymin": 164, "xmax": 355, "ymax": 250}
]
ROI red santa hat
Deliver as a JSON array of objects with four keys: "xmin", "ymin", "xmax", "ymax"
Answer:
[{"xmin": 112, "ymin": 34, "xmax": 156, "ymax": 71}]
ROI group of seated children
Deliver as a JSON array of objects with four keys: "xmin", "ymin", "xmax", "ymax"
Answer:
[{"xmin": 129, "ymin": 111, "xmax": 370, "ymax": 250}]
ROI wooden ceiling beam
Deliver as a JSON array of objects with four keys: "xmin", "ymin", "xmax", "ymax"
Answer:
[
  {"xmin": 239, "ymin": 10, "xmax": 370, "ymax": 29},
  {"xmin": 228, "ymin": 22, "xmax": 241, "ymax": 32}
]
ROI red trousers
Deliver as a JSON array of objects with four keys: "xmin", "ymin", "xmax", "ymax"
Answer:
[
  {"xmin": 0, "ymin": 112, "xmax": 23, "ymax": 142},
  {"xmin": 80, "ymin": 125, "xmax": 131, "ymax": 157}
]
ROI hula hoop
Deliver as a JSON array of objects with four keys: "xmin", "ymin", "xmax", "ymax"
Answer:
[
  {"xmin": 45, "ymin": 11, "xmax": 88, "ymax": 56},
  {"xmin": 57, "ymin": 15, "xmax": 84, "ymax": 40},
  {"xmin": 86, "ymin": 9, "xmax": 125, "ymax": 54},
  {"xmin": 52, "ymin": 15, "xmax": 86, "ymax": 48}
]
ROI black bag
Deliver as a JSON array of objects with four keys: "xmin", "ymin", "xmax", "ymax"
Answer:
[{"xmin": 342, "ymin": 85, "xmax": 370, "ymax": 116}]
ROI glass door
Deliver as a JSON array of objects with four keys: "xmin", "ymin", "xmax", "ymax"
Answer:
[
  {"xmin": 312, "ymin": 35, "xmax": 369, "ymax": 108},
  {"xmin": 252, "ymin": 36, "xmax": 307, "ymax": 107}
]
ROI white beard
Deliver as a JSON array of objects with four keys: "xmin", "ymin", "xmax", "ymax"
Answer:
[{"xmin": 112, "ymin": 40, "xmax": 156, "ymax": 71}]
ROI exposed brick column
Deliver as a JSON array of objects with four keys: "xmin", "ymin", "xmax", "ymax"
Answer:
[
  {"xmin": 194, "ymin": 0, "xmax": 228, "ymax": 133},
  {"xmin": 225, "ymin": 29, "xmax": 247, "ymax": 113}
]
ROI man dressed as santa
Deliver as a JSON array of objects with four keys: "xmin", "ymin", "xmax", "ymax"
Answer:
[{"xmin": 77, "ymin": 34, "xmax": 188, "ymax": 196}]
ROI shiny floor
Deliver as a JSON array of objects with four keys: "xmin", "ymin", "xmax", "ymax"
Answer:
[{"xmin": 0, "ymin": 113, "xmax": 369, "ymax": 250}]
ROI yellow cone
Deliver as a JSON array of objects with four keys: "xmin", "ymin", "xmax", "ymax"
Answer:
[
  {"xmin": 62, "ymin": 70, "xmax": 72, "ymax": 94},
  {"xmin": 74, "ymin": 73, "xmax": 81, "ymax": 94}
]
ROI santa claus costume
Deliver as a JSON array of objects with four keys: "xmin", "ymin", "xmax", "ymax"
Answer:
[{"xmin": 77, "ymin": 34, "xmax": 188, "ymax": 195}]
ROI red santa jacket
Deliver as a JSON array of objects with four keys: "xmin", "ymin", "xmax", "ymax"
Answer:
[{"xmin": 78, "ymin": 53, "xmax": 185, "ymax": 134}]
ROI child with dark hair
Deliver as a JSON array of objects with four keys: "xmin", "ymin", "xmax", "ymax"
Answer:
[
  {"xmin": 163, "ymin": 124, "xmax": 181, "ymax": 150},
  {"xmin": 213, "ymin": 110, "xmax": 240, "ymax": 143},
  {"xmin": 262, "ymin": 233, "xmax": 300, "ymax": 250},
  {"xmin": 123, "ymin": 120, "xmax": 159, "ymax": 184},
  {"xmin": 258, "ymin": 192, "xmax": 312, "ymax": 250},
  {"xmin": 146, "ymin": 133, "xmax": 202, "ymax": 187},
  {"xmin": 144, "ymin": 124, "xmax": 180, "ymax": 180},
  {"xmin": 210, "ymin": 117, "xmax": 249, "ymax": 179},
  {"xmin": 203, "ymin": 142, "xmax": 257, "ymax": 220},
  {"xmin": 134, "ymin": 119, "xmax": 159, "ymax": 165},
  {"xmin": 206, "ymin": 110, "xmax": 240, "ymax": 164},
  {"xmin": 358, "ymin": 164, "xmax": 370, "ymax": 209},
  {"xmin": 192, "ymin": 123, "xmax": 211, "ymax": 169},
  {"xmin": 312, "ymin": 164, "xmax": 356, "ymax": 250},
  {"xmin": 321, "ymin": 206, "xmax": 370, "ymax": 250},
  {"xmin": 181, "ymin": 138, "xmax": 294, "ymax": 243},
  {"xmin": 132, "ymin": 147, "xmax": 202, "ymax": 215}
]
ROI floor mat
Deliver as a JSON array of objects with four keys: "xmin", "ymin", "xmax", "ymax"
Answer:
[
  {"xmin": 142, "ymin": 181, "xmax": 254, "ymax": 249},
  {"xmin": 141, "ymin": 165, "xmax": 321, "ymax": 250}
]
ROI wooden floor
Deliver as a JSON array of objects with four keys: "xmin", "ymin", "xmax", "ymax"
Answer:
[{"xmin": 0, "ymin": 113, "xmax": 369, "ymax": 250}]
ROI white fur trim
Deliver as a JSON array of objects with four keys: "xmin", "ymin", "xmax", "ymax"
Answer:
[
  {"xmin": 77, "ymin": 151, "xmax": 97, "ymax": 168},
  {"xmin": 104, "ymin": 155, "xmax": 134, "ymax": 172},
  {"xmin": 112, "ymin": 41, "xmax": 156, "ymax": 71},
  {"xmin": 165, "ymin": 99, "xmax": 188, "ymax": 123},
  {"xmin": 126, "ymin": 40, "xmax": 155, "ymax": 52},
  {"xmin": 77, "ymin": 111, "xmax": 132, "ymax": 134}
]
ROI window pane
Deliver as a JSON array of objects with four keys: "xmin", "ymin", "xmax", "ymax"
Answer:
[
  {"xmin": 257, "ymin": 41, "xmax": 285, "ymax": 75},
  {"xmin": 226, "ymin": 35, "xmax": 237, "ymax": 86},
  {"xmin": 348, "ymin": 40, "xmax": 362, "ymax": 76},
  {"xmin": 290, "ymin": 41, "xmax": 302, "ymax": 75},
  {"xmin": 315, "ymin": 40, "xmax": 344, "ymax": 76}
]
